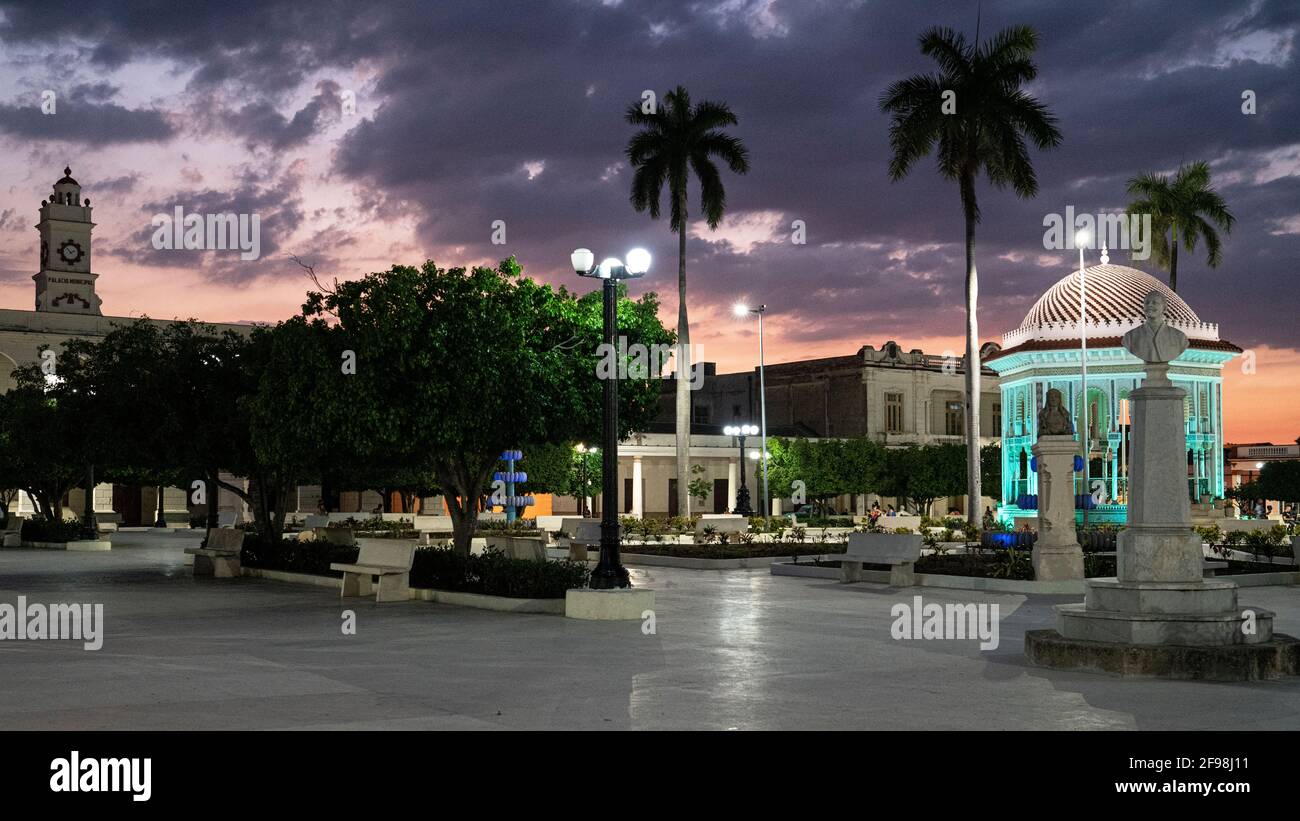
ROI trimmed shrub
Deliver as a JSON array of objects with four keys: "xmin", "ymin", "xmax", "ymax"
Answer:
[
  {"xmin": 409, "ymin": 547, "xmax": 589, "ymax": 599},
  {"xmin": 21, "ymin": 517, "xmax": 86, "ymax": 543}
]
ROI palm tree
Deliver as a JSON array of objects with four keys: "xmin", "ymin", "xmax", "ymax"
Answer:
[
  {"xmin": 880, "ymin": 25, "xmax": 1062, "ymax": 526},
  {"xmin": 625, "ymin": 86, "xmax": 750, "ymax": 518},
  {"xmin": 1124, "ymin": 161, "xmax": 1234, "ymax": 292}
]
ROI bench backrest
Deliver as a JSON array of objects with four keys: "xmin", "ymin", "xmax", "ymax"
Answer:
[
  {"xmin": 304, "ymin": 514, "xmax": 330, "ymax": 529},
  {"xmin": 561, "ymin": 518, "xmax": 602, "ymax": 545},
  {"xmin": 207, "ymin": 527, "xmax": 245, "ymax": 552},
  {"xmin": 486, "ymin": 535, "xmax": 547, "ymax": 562},
  {"xmin": 1, "ymin": 518, "xmax": 23, "ymax": 535},
  {"xmin": 315, "ymin": 527, "xmax": 357, "ymax": 547},
  {"xmin": 356, "ymin": 541, "xmax": 416, "ymax": 570},
  {"xmin": 695, "ymin": 514, "xmax": 748, "ymax": 534},
  {"xmin": 844, "ymin": 532, "xmax": 921, "ymax": 564}
]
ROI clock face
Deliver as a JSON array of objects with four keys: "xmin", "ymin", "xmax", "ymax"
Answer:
[{"xmin": 58, "ymin": 239, "xmax": 83, "ymax": 265}]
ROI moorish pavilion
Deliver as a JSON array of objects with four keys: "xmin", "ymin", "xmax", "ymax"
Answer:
[{"xmin": 986, "ymin": 255, "xmax": 1241, "ymax": 527}]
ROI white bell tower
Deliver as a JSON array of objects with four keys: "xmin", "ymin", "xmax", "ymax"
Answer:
[{"xmin": 34, "ymin": 166, "xmax": 102, "ymax": 315}]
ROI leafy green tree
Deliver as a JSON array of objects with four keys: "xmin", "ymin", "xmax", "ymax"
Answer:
[
  {"xmin": 626, "ymin": 85, "xmax": 750, "ymax": 519},
  {"xmin": 303, "ymin": 257, "xmax": 670, "ymax": 555},
  {"xmin": 980, "ymin": 442, "xmax": 1002, "ymax": 497},
  {"xmin": 1259, "ymin": 461, "xmax": 1300, "ymax": 505},
  {"xmin": 0, "ymin": 384, "xmax": 84, "ymax": 521},
  {"xmin": 1125, "ymin": 161, "xmax": 1235, "ymax": 292},
  {"xmin": 881, "ymin": 24, "xmax": 1062, "ymax": 526},
  {"xmin": 686, "ymin": 464, "xmax": 711, "ymax": 508},
  {"xmin": 878, "ymin": 444, "xmax": 967, "ymax": 516},
  {"xmin": 765, "ymin": 437, "xmax": 868, "ymax": 513}
]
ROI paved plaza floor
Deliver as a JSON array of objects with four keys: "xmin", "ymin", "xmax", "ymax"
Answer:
[{"xmin": 1, "ymin": 530, "xmax": 1298, "ymax": 730}]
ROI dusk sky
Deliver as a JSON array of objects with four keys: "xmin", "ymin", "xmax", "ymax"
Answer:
[{"xmin": 0, "ymin": 0, "xmax": 1295, "ymax": 442}]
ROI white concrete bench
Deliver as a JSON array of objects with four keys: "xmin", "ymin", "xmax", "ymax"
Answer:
[
  {"xmin": 330, "ymin": 542, "xmax": 415, "ymax": 603},
  {"xmin": 314, "ymin": 526, "xmax": 358, "ymax": 547},
  {"xmin": 839, "ymin": 532, "xmax": 922, "ymax": 587},
  {"xmin": 695, "ymin": 514, "xmax": 749, "ymax": 537},
  {"xmin": 184, "ymin": 528, "xmax": 245, "ymax": 577},
  {"xmin": 485, "ymin": 535, "xmax": 547, "ymax": 561},
  {"xmin": 559, "ymin": 518, "xmax": 602, "ymax": 561},
  {"xmin": 1, "ymin": 517, "xmax": 23, "ymax": 548}
]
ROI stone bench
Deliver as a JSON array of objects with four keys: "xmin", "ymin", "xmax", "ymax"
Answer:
[
  {"xmin": 558, "ymin": 518, "xmax": 604, "ymax": 561},
  {"xmin": 485, "ymin": 535, "xmax": 546, "ymax": 561},
  {"xmin": 184, "ymin": 528, "xmax": 245, "ymax": 577},
  {"xmin": 330, "ymin": 542, "xmax": 415, "ymax": 603},
  {"xmin": 314, "ymin": 526, "xmax": 358, "ymax": 547},
  {"xmin": 1, "ymin": 517, "xmax": 23, "ymax": 548},
  {"xmin": 695, "ymin": 514, "xmax": 748, "ymax": 537},
  {"xmin": 1203, "ymin": 560, "xmax": 1229, "ymax": 577},
  {"xmin": 839, "ymin": 532, "xmax": 922, "ymax": 587}
]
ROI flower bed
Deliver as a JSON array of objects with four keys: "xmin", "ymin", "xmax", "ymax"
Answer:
[{"xmin": 240, "ymin": 539, "xmax": 587, "ymax": 599}]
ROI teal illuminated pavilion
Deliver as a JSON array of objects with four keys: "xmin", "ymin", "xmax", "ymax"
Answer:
[{"xmin": 986, "ymin": 262, "xmax": 1241, "ymax": 527}]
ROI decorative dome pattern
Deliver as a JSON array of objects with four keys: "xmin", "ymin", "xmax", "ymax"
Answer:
[{"xmin": 1002, "ymin": 264, "xmax": 1219, "ymax": 348}]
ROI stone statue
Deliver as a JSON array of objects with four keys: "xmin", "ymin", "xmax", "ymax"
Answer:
[
  {"xmin": 1122, "ymin": 290, "xmax": 1188, "ymax": 364},
  {"xmin": 1037, "ymin": 387, "xmax": 1073, "ymax": 436}
]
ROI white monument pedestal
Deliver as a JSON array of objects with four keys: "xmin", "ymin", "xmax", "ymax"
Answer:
[{"xmin": 1030, "ymin": 435, "xmax": 1083, "ymax": 581}]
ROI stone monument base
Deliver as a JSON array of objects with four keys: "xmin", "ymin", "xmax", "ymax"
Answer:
[
  {"xmin": 1024, "ymin": 629, "xmax": 1300, "ymax": 681},
  {"xmin": 1026, "ymin": 574, "xmax": 1293, "ymax": 681}
]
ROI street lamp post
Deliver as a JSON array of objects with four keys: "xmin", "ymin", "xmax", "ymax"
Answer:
[
  {"xmin": 1076, "ymin": 232, "xmax": 1096, "ymax": 532},
  {"xmin": 572, "ymin": 247, "xmax": 650, "ymax": 590},
  {"xmin": 723, "ymin": 424, "xmax": 758, "ymax": 515},
  {"xmin": 734, "ymin": 303, "xmax": 770, "ymax": 524}
]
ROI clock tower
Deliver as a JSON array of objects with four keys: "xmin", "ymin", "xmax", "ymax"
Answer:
[{"xmin": 34, "ymin": 166, "xmax": 102, "ymax": 315}]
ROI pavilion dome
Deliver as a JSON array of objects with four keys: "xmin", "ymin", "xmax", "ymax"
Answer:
[{"xmin": 1001, "ymin": 263, "xmax": 1220, "ymax": 349}]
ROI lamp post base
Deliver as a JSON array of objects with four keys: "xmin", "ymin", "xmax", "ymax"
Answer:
[{"xmin": 734, "ymin": 485, "xmax": 754, "ymax": 517}]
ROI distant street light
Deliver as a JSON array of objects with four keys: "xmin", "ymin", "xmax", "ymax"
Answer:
[
  {"xmin": 734, "ymin": 303, "xmax": 770, "ymax": 523},
  {"xmin": 723, "ymin": 424, "xmax": 758, "ymax": 515}
]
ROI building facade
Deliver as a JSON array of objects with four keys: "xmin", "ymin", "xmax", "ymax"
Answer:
[
  {"xmin": 0, "ymin": 168, "xmax": 255, "ymax": 525},
  {"xmin": 986, "ymin": 262, "xmax": 1240, "ymax": 527},
  {"xmin": 627, "ymin": 341, "xmax": 1004, "ymax": 518}
]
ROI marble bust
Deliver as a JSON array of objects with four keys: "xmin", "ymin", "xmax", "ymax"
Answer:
[
  {"xmin": 1122, "ymin": 290, "xmax": 1188, "ymax": 364},
  {"xmin": 1038, "ymin": 387, "xmax": 1074, "ymax": 436}
]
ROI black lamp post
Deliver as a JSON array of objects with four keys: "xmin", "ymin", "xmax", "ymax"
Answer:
[
  {"xmin": 572, "ymin": 247, "xmax": 651, "ymax": 590},
  {"xmin": 724, "ymin": 424, "xmax": 758, "ymax": 515}
]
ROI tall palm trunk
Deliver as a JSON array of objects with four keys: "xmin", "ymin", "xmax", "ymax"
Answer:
[
  {"xmin": 961, "ymin": 174, "xmax": 981, "ymax": 527},
  {"xmin": 675, "ymin": 189, "xmax": 691, "ymax": 518},
  {"xmin": 1168, "ymin": 224, "xmax": 1179, "ymax": 292}
]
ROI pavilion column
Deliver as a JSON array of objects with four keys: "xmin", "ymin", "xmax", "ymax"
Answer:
[
  {"xmin": 727, "ymin": 458, "xmax": 738, "ymax": 513},
  {"xmin": 631, "ymin": 456, "xmax": 643, "ymax": 519}
]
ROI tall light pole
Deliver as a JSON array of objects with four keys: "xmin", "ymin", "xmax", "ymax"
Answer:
[
  {"xmin": 734, "ymin": 303, "xmax": 770, "ymax": 524},
  {"xmin": 572, "ymin": 247, "xmax": 650, "ymax": 589},
  {"xmin": 1077, "ymin": 230, "xmax": 1092, "ymax": 532},
  {"xmin": 723, "ymin": 424, "xmax": 757, "ymax": 515}
]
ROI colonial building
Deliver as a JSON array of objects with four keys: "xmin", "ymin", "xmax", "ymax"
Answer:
[
  {"xmin": 0, "ymin": 168, "xmax": 256, "ymax": 525},
  {"xmin": 615, "ymin": 341, "xmax": 1004, "ymax": 518},
  {"xmin": 986, "ymin": 260, "xmax": 1240, "ymax": 527}
]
